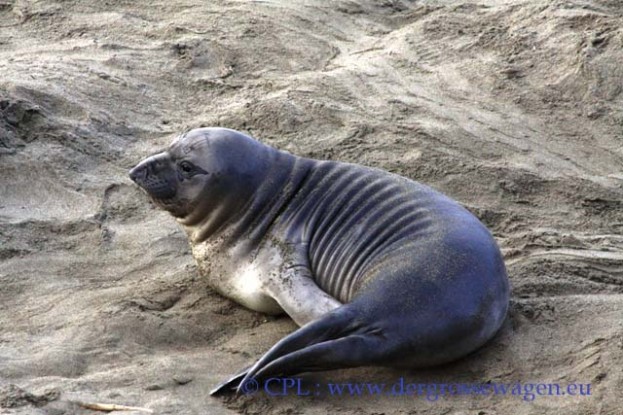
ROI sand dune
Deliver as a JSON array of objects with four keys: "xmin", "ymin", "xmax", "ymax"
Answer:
[{"xmin": 1, "ymin": 1, "xmax": 622, "ymax": 414}]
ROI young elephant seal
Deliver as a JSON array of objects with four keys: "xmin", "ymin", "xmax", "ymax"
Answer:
[{"xmin": 129, "ymin": 127, "xmax": 510, "ymax": 395}]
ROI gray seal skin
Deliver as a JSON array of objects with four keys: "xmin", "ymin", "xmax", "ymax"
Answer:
[{"xmin": 129, "ymin": 127, "xmax": 510, "ymax": 395}]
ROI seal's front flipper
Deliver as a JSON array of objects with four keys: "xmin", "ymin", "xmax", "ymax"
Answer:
[
  {"xmin": 210, "ymin": 366, "xmax": 251, "ymax": 396},
  {"xmin": 266, "ymin": 262, "xmax": 342, "ymax": 327}
]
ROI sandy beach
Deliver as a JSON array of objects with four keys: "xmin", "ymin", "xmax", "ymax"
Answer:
[{"xmin": 1, "ymin": 1, "xmax": 622, "ymax": 414}]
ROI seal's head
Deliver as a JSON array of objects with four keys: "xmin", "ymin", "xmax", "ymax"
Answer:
[{"xmin": 129, "ymin": 128, "xmax": 272, "ymax": 223}]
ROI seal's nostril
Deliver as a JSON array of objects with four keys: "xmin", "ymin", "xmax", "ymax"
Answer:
[{"xmin": 129, "ymin": 165, "xmax": 147, "ymax": 182}]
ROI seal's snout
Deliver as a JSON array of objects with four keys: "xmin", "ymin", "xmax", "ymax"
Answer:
[
  {"xmin": 129, "ymin": 155, "xmax": 177, "ymax": 202},
  {"xmin": 129, "ymin": 163, "xmax": 147, "ymax": 183},
  {"xmin": 129, "ymin": 155, "xmax": 160, "ymax": 185}
]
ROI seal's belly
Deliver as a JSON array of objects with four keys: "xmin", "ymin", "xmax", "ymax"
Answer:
[
  {"xmin": 227, "ymin": 262, "xmax": 283, "ymax": 314},
  {"xmin": 191, "ymin": 240, "xmax": 284, "ymax": 314}
]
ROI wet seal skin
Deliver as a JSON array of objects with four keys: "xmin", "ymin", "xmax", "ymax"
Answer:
[{"xmin": 129, "ymin": 127, "xmax": 510, "ymax": 395}]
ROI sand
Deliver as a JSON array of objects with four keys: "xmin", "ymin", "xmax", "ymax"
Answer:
[{"xmin": 1, "ymin": 0, "xmax": 622, "ymax": 414}]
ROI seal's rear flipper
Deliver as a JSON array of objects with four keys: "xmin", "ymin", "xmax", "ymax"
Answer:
[
  {"xmin": 238, "ymin": 333, "xmax": 385, "ymax": 393},
  {"xmin": 211, "ymin": 306, "xmax": 364, "ymax": 396},
  {"xmin": 210, "ymin": 369, "xmax": 249, "ymax": 396},
  {"xmin": 212, "ymin": 334, "xmax": 385, "ymax": 396}
]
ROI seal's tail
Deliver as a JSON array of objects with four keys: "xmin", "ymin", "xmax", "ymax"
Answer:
[{"xmin": 210, "ymin": 305, "xmax": 386, "ymax": 396}]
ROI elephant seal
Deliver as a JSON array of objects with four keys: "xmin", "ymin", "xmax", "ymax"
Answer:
[{"xmin": 129, "ymin": 127, "xmax": 510, "ymax": 395}]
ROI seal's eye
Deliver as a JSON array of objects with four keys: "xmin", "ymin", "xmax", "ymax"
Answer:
[
  {"xmin": 178, "ymin": 161, "xmax": 198, "ymax": 179},
  {"xmin": 179, "ymin": 161, "xmax": 194, "ymax": 174}
]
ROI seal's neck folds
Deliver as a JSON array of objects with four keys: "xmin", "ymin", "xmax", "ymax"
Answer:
[{"xmin": 180, "ymin": 150, "xmax": 312, "ymax": 249}]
